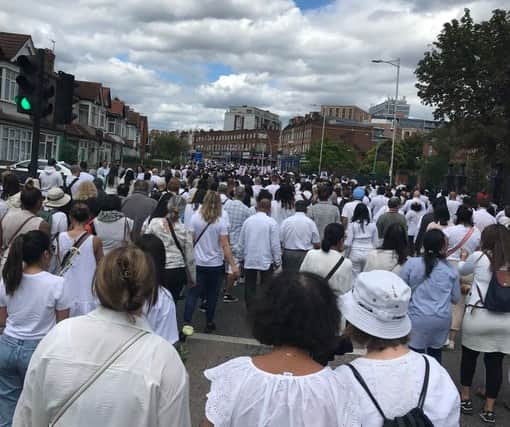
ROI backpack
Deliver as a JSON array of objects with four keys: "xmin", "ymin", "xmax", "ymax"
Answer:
[
  {"xmin": 480, "ymin": 271, "xmax": 510, "ymax": 313},
  {"xmin": 347, "ymin": 355, "xmax": 434, "ymax": 427},
  {"xmin": 65, "ymin": 177, "xmax": 79, "ymax": 195}
]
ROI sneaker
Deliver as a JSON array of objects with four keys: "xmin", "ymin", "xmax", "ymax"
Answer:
[
  {"xmin": 181, "ymin": 324, "xmax": 194, "ymax": 337},
  {"xmin": 479, "ymin": 410, "xmax": 496, "ymax": 424},
  {"xmin": 238, "ymin": 276, "xmax": 245, "ymax": 284},
  {"xmin": 204, "ymin": 322, "xmax": 216, "ymax": 334},
  {"xmin": 223, "ymin": 294, "xmax": 239, "ymax": 303},
  {"xmin": 199, "ymin": 301, "xmax": 207, "ymax": 313},
  {"xmin": 460, "ymin": 399, "xmax": 473, "ymax": 415}
]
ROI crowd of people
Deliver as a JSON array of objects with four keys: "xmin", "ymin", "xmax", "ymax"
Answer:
[{"xmin": 0, "ymin": 158, "xmax": 509, "ymax": 426}]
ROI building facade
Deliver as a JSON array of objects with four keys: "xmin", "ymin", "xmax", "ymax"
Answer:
[
  {"xmin": 0, "ymin": 31, "xmax": 149, "ymax": 167},
  {"xmin": 369, "ymin": 97, "xmax": 410, "ymax": 119},
  {"xmin": 320, "ymin": 105, "xmax": 370, "ymax": 122},
  {"xmin": 193, "ymin": 129, "xmax": 279, "ymax": 165},
  {"xmin": 224, "ymin": 106, "xmax": 281, "ymax": 131},
  {"xmin": 280, "ymin": 112, "xmax": 376, "ymax": 156}
]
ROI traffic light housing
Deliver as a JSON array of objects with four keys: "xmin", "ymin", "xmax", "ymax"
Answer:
[
  {"xmin": 15, "ymin": 54, "xmax": 39, "ymax": 114},
  {"xmin": 15, "ymin": 49, "xmax": 55, "ymax": 119},
  {"xmin": 54, "ymin": 72, "xmax": 79, "ymax": 125}
]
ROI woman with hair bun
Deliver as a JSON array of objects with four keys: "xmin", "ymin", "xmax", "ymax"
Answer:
[
  {"xmin": 0, "ymin": 230, "xmax": 70, "ymax": 425},
  {"xmin": 13, "ymin": 245, "xmax": 191, "ymax": 427},
  {"xmin": 399, "ymin": 229, "xmax": 461, "ymax": 364}
]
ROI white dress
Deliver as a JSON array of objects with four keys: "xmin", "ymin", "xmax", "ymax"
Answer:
[
  {"xmin": 345, "ymin": 221, "xmax": 379, "ymax": 278},
  {"xmin": 57, "ymin": 233, "xmax": 97, "ymax": 317},
  {"xmin": 335, "ymin": 351, "xmax": 460, "ymax": 426},
  {"xmin": 204, "ymin": 356, "xmax": 358, "ymax": 427}
]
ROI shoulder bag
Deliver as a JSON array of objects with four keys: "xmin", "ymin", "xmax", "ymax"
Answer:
[
  {"xmin": 324, "ymin": 256, "xmax": 345, "ymax": 281},
  {"xmin": 193, "ymin": 222, "xmax": 211, "ymax": 248},
  {"xmin": 55, "ymin": 232, "xmax": 90, "ymax": 276},
  {"xmin": 166, "ymin": 218, "xmax": 193, "ymax": 283},
  {"xmin": 0, "ymin": 215, "xmax": 37, "ymax": 257},
  {"xmin": 49, "ymin": 330, "xmax": 149, "ymax": 426},
  {"xmin": 446, "ymin": 227, "xmax": 475, "ymax": 257}
]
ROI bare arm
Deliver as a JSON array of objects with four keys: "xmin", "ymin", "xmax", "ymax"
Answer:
[
  {"xmin": 0, "ymin": 306, "xmax": 6, "ymax": 333},
  {"xmin": 220, "ymin": 235, "xmax": 239, "ymax": 278},
  {"xmin": 56, "ymin": 308, "xmax": 70, "ymax": 323},
  {"xmin": 39, "ymin": 220, "xmax": 50, "ymax": 235},
  {"xmin": 202, "ymin": 419, "xmax": 214, "ymax": 427}
]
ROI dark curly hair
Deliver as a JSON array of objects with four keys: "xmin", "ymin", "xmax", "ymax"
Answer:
[{"xmin": 251, "ymin": 272, "xmax": 340, "ymax": 357}]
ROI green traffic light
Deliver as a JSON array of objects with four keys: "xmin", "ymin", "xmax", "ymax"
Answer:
[{"xmin": 15, "ymin": 95, "xmax": 32, "ymax": 111}]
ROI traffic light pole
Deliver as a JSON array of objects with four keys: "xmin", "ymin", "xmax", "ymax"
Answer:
[{"xmin": 28, "ymin": 50, "xmax": 45, "ymax": 178}]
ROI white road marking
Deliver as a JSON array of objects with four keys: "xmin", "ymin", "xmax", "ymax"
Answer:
[{"xmin": 188, "ymin": 333, "xmax": 367, "ymax": 355}]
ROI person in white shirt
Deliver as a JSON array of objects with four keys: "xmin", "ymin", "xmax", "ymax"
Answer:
[
  {"xmin": 65, "ymin": 165, "xmax": 85, "ymax": 199},
  {"xmin": 265, "ymin": 175, "xmax": 280, "ymax": 199},
  {"xmin": 473, "ymin": 197, "xmax": 497, "ymax": 233},
  {"xmin": 183, "ymin": 191, "xmax": 238, "ymax": 335},
  {"xmin": 39, "ymin": 158, "xmax": 63, "ymax": 197},
  {"xmin": 369, "ymin": 186, "xmax": 389, "ymax": 217},
  {"xmin": 44, "ymin": 187, "xmax": 71, "ymax": 237},
  {"xmin": 203, "ymin": 272, "xmax": 358, "ymax": 427},
  {"xmin": 0, "ymin": 230, "xmax": 70, "ymax": 425},
  {"xmin": 13, "ymin": 245, "xmax": 191, "ymax": 427},
  {"xmin": 96, "ymin": 161, "xmax": 110, "ymax": 182},
  {"xmin": 300, "ymin": 223, "xmax": 353, "ymax": 331},
  {"xmin": 405, "ymin": 200, "xmax": 425, "ymax": 253},
  {"xmin": 280, "ymin": 200, "xmax": 320, "ymax": 272},
  {"xmin": 105, "ymin": 165, "xmax": 120, "ymax": 195},
  {"xmin": 341, "ymin": 186, "xmax": 365, "ymax": 225},
  {"xmin": 135, "ymin": 234, "xmax": 179, "ymax": 344},
  {"xmin": 364, "ymin": 222, "xmax": 409, "ymax": 274},
  {"xmin": 271, "ymin": 183, "xmax": 295, "ymax": 226},
  {"xmin": 335, "ymin": 270, "xmax": 460, "ymax": 426},
  {"xmin": 401, "ymin": 191, "xmax": 427, "ymax": 215},
  {"xmin": 447, "ymin": 191, "xmax": 461, "ymax": 222},
  {"xmin": 344, "ymin": 203, "xmax": 379, "ymax": 278},
  {"xmin": 239, "ymin": 199, "xmax": 281, "ymax": 310},
  {"xmin": 79, "ymin": 161, "xmax": 95, "ymax": 182}
]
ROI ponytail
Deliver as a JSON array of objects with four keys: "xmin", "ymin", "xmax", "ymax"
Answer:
[
  {"xmin": 422, "ymin": 229, "xmax": 446, "ymax": 277},
  {"xmin": 321, "ymin": 223, "xmax": 345, "ymax": 253},
  {"xmin": 2, "ymin": 235, "xmax": 24, "ymax": 295}
]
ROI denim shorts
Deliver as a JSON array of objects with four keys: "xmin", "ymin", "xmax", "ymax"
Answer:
[{"xmin": 0, "ymin": 334, "xmax": 40, "ymax": 427}]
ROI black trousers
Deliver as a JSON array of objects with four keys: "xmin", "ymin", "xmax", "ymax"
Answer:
[
  {"xmin": 244, "ymin": 268, "xmax": 273, "ymax": 310},
  {"xmin": 460, "ymin": 345, "xmax": 505, "ymax": 399},
  {"xmin": 162, "ymin": 267, "xmax": 187, "ymax": 302}
]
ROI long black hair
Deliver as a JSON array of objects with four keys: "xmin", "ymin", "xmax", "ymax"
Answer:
[
  {"xmin": 2, "ymin": 230, "xmax": 50, "ymax": 295},
  {"xmin": 422, "ymin": 229, "xmax": 447, "ymax": 277},
  {"xmin": 1, "ymin": 173, "xmax": 20, "ymax": 201},
  {"xmin": 134, "ymin": 234, "xmax": 164, "ymax": 308},
  {"xmin": 381, "ymin": 223, "xmax": 408, "ymax": 265},
  {"xmin": 321, "ymin": 223, "xmax": 345, "ymax": 252},
  {"xmin": 276, "ymin": 183, "xmax": 295, "ymax": 210},
  {"xmin": 106, "ymin": 165, "xmax": 119, "ymax": 187},
  {"xmin": 351, "ymin": 202, "xmax": 370, "ymax": 231}
]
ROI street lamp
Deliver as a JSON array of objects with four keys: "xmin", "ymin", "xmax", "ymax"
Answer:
[
  {"xmin": 311, "ymin": 104, "xmax": 327, "ymax": 176},
  {"xmin": 372, "ymin": 58, "xmax": 400, "ymax": 186}
]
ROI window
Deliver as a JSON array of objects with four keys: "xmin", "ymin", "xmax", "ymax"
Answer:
[
  {"xmin": 108, "ymin": 118, "xmax": 116, "ymax": 133},
  {"xmin": 99, "ymin": 110, "xmax": 106, "ymax": 129},
  {"xmin": 91, "ymin": 106, "xmax": 99, "ymax": 127},
  {"xmin": 79, "ymin": 104, "xmax": 89, "ymax": 126},
  {"xmin": 39, "ymin": 134, "xmax": 57, "ymax": 159},
  {"xmin": 3, "ymin": 69, "xmax": 17, "ymax": 102},
  {"xmin": 0, "ymin": 125, "xmax": 32, "ymax": 161}
]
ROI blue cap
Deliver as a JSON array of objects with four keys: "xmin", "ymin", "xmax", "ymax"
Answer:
[{"xmin": 353, "ymin": 186, "xmax": 365, "ymax": 200}]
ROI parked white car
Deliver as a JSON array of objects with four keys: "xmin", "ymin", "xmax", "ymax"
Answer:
[{"xmin": 0, "ymin": 159, "xmax": 72, "ymax": 182}]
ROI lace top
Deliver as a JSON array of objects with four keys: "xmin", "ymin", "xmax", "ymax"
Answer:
[{"xmin": 204, "ymin": 356, "xmax": 359, "ymax": 427}]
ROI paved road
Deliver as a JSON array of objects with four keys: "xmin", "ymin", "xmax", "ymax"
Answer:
[{"xmin": 177, "ymin": 283, "xmax": 510, "ymax": 427}]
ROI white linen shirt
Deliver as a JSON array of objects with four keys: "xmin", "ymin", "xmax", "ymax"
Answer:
[
  {"xmin": 13, "ymin": 306, "xmax": 191, "ymax": 427},
  {"xmin": 335, "ymin": 351, "xmax": 460, "ymax": 427},
  {"xmin": 239, "ymin": 212, "xmax": 281, "ymax": 270},
  {"xmin": 473, "ymin": 208, "xmax": 497, "ymax": 233},
  {"xmin": 280, "ymin": 212, "xmax": 320, "ymax": 250}
]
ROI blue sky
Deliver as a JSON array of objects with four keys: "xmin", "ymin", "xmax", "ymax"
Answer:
[{"xmin": 294, "ymin": 0, "xmax": 332, "ymax": 10}]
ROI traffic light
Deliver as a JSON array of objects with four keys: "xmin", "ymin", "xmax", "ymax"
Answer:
[
  {"xmin": 15, "ymin": 49, "xmax": 55, "ymax": 119},
  {"xmin": 15, "ymin": 54, "xmax": 39, "ymax": 114},
  {"xmin": 54, "ymin": 72, "xmax": 79, "ymax": 125}
]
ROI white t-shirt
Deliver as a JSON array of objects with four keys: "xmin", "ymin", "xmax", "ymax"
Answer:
[
  {"xmin": 280, "ymin": 213, "xmax": 320, "ymax": 250},
  {"xmin": 50, "ymin": 211, "xmax": 69, "ymax": 236},
  {"xmin": 335, "ymin": 351, "xmax": 460, "ymax": 427},
  {"xmin": 473, "ymin": 208, "xmax": 497, "ymax": 233},
  {"xmin": 145, "ymin": 287, "xmax": 178, "ymax": 344},
  {"xmin": 190, "ymin": 212, "xmax": 228, "ymax": 267},
  {"xmin": 204, "ymin": 356, "xmax": 358, "ymax": 427},
  {"xmin": 444, "ymin": 225, "xmax": 481, "ymax": 262},
  {"xmin": 341, "ymin": 200, "xmax": 361, "ymax": 223},
  {"xmin": 0, "ymin": 271, "xmax": 70, "ymax": 340}
]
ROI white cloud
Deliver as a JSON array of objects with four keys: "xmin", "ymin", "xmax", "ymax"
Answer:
[{"xmin": 0, "ymin": 0, "xmax": 503, "ymax": 129}]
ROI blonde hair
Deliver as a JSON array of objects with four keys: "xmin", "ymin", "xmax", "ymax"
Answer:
[
  {"xmin": 75, "ymin": 181, "xmax": 98, "ymax": 200},
  {"xmin": 94, "ymin": 245, "xmax": 156, "ymax": 314},
  {"xmin": 200, "ymin": 190, "xmax": 222, "ymax": 224}
]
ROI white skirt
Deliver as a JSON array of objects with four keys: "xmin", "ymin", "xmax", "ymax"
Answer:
[{"xmin": 462, "ymin": 307, "xmax": 510, "ymax": 354}]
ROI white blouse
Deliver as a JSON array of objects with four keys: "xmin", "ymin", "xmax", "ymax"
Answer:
[
  {"xmin": 145, "ymin": 287, "xmax": 179, "ymax": 344},
  {"xmin": 204, "ymin": 356, "xmax": 358, "ymax": 427},
  {"xmin": 335, "ymin": 351, "xmax": 460, "ymax": 427}
]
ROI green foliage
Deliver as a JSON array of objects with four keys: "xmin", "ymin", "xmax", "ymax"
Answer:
[
  {"xmin": 415, "ymin": 8, "xmax": 510, "ymax": 163},
  {"xmin": 302, "ymin": 138, "xmax": 360, "ymax": 176},
  {"xmin": 420, "ymin": 156, "xmax": 450, "ymax": 189},
  {"xmin": 151, "ymin": 134, "xmax": 189, "ymax": 162}
]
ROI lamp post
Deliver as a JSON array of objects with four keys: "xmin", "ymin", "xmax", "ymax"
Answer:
[
  {"xmin": 311, "ymin": 104, "xmax": 327, "ymax": 176},
  {"xmin": 372, "ymin": 58, "xmax": 400, "ymax": 186}
]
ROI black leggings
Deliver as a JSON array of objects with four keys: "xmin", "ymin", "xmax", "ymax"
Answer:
[{"xmin": 460, "ymin": 346, "xmax": 505, "ymax": 399}]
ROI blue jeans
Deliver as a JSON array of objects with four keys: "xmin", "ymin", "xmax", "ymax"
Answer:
[
  {"xmin": 184, "ymin": 265, "xmax": 223, "ymax": 324},
  {"xmin": 0, "ymin": 335, "xmax": 40, "ymax": 427}
]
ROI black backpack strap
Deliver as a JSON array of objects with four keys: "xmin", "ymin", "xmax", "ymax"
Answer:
[
  {"xmin": 325, "ymin": 256, "xmax": 345, "ymax": 281},
  {"xmin": 346, "ymin": 364, "xmax": 388, "ymax": 421},
  {"xmin": 418, "ymin": 356, "xmax": 430, "ymax": 410}
]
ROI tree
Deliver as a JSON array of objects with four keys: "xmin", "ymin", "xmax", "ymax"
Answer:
[
  {"xmin": 150, "ymin": 134, "xmax": 189, "ymax": 162},
  {"xmin": 302, "ymin": 139, "xmax": 359, "ymax": 176},
  {"xmin": 415, "ymin": 8, "xmax": 510, "ymax": 164}
]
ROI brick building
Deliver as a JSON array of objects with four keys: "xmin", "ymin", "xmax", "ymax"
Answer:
[
  {"xmin": 193, "ymin": 128, "xmax": 279, "ymax": 165},
  {"xmin": 320, "ymin": 105, "xmax": 370, "ymax": 122},
  {"xmin": 280, "ymin": 112, "xmax": 376, "ymax": 157}
]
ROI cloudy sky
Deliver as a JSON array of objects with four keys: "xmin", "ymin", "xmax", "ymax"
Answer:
[{"xmin": 1, "ymin": 0, "xmax": 503, "ymax": 129}]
